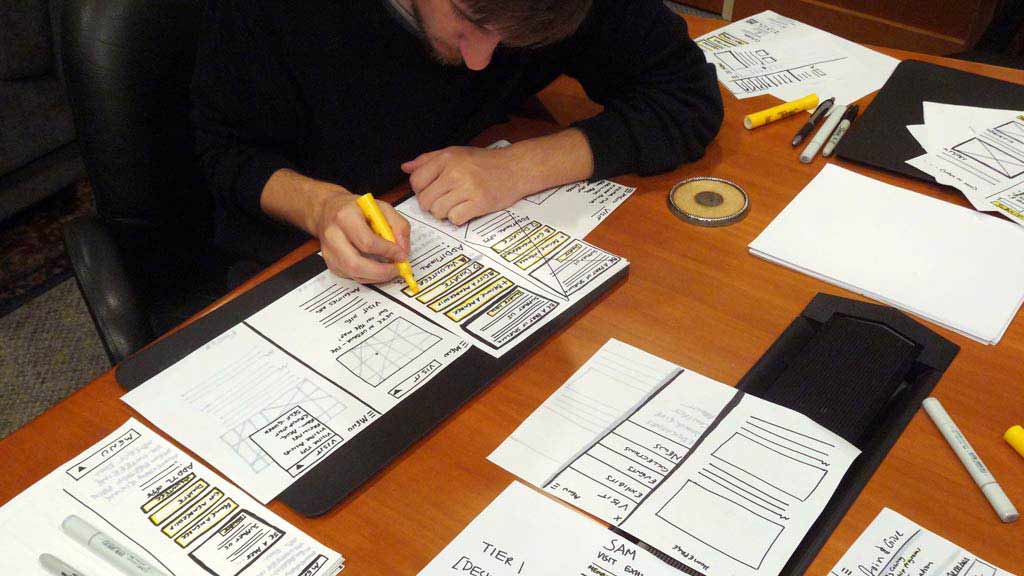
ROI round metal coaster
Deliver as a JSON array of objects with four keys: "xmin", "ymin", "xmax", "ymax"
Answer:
[{"xmin": 668, "ymin": 177, "xmax": 749, "ymax": 227}]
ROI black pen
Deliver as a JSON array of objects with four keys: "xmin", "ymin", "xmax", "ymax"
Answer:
[
  {"xmin": 791, "ymin": 97, "xmax": 835, "ymax": 147},
  {"xmin": 822, "ymin": 104, "xmax": 859, "ymax": 157}
]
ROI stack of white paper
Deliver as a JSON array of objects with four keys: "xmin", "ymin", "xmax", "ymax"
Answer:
[
  {"xmin": 694, "ymin": 10, "xmax": 899, "ymax": 105},
  {"xmin": 749, "ymin": 164, "xmax": 1024, "ymax": 344},
  {"xmin": 905, "ymin": 103, "xmax": 1024, "ymax": 226},
  {"xmin": 0, "ymin": 419, "xmax": 345, "ymax": 575}
]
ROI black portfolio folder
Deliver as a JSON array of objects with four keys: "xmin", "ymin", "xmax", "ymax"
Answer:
[
  {"xmin": 735, "ymin": 293, "xmax": 958, "ymax": 576},
  {"xmin": 617, "ymin": 294, "xmax": 958, "ymax": 576},
  {"xmin": 835, "ymin": 59, "xmax": 1024, "ymax": 183},
  {"xmin": 116, "ymin": 250, "xmax": 629, "ymax": 516}
]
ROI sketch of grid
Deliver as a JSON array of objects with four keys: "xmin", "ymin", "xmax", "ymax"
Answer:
[
  {"xmin": 952, "ymin": 137, "xmax": 1024, "ymax": 179},
  {"xmin": 336, "ymin": 317, "xmax": 441, "ymax": 387},
  {"xmin": 995, "ymin": 120, "xmax": 1024, "ymax": 146},
  {"xmin": 219, "ymin": 377, "xmax": 348, "ymax": 473}
]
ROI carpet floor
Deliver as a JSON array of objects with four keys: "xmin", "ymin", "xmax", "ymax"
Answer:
[
  {"xmin": 0, "ymin": 277, "xmax": 110, "ymax": 439},
  {"xmin": 0, "ymin": 181, "xmax": 94, "ymax": 318}
]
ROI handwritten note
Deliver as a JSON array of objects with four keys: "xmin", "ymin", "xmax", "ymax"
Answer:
[
  {"xmin": 829, "ymin": 508, "xmax": 1015, "ymax": 576},
  {"xmin": 0, "ymin": 418, "xmax": 344, "ymax": 575},
  {"xmin": 417, "ymin": 482, "xmax": 680, "ymax": 576},
  {"xmin": 542, "ymin": 369, "xmax": 736, "ymax": 525}
]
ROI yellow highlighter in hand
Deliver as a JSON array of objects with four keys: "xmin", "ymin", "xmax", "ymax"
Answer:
[{"xmin": 355, "ymin": 193, "xmax": 420, "ymax": 294}]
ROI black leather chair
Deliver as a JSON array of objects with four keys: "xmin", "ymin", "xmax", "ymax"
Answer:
[{"xmin": 61, "ymin": 0, "xmax": 244, "ymax": 364}]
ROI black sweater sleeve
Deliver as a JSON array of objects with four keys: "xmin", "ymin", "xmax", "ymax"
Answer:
[
  {"xmin": 564, "ymin": 0, "xmax": 723, "ymax": 179},
  {"xmin": 191, "ymin": 0, "xmax": 302, "ymax": 224}
]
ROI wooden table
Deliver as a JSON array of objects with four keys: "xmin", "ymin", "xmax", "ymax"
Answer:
[{"xmin": 2, "ymin": 16, "xmax": 1021, "ymax": 575}]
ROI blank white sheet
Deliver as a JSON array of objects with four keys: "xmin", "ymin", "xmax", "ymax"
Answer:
[{"xmin": 749, "ymin": 164, "xmax": 1024, "ymax": 344}]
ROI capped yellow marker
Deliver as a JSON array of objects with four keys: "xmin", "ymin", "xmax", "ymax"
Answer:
[
  {"xmin": 1006, "ymin": 425, "xmax": 1024, "ymax": 461},
  {"xmin": 355, "ymin": 193, "xmax": 420, "ymax": 294},
  {"xmin": 743, "ymin": 93, "xmax": 819, "ymax": 130}
]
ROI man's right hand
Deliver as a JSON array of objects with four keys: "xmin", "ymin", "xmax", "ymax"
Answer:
[
  {"xmin": 312, "ymin": 192, "xmax": 410, "ymax": 284},
  {"xmin": 260, "ymin": 169, "xmax": 411, "ymax": 283}
]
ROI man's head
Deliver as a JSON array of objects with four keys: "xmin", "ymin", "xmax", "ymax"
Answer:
[{"xmin": 409, "ymin": 0, "xmax": 592, "ymax": 71}]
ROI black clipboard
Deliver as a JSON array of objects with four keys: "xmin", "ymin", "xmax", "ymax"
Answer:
[
  {"xmin": 116, "ymin": 247, "xmax": 628, "ymax": 516},
  {"xmin": 835, "ymin": 59, "xmax": 1024, "ymax": 183}
]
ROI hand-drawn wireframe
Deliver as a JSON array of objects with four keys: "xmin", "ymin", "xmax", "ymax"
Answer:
[
  {"xmin": 713, "ymin": 48, "xmax": 777, "ymax": 71},
  {"xmin": 952, "ymin": 134, "xmax": 1024, "ymax": 179},
  {"xmin": 732, "ymin": 59, "xmax": 839, "ymax": 94},
  {"xmin": 522, "ymin": 187, "xmax": 559, "ymax": 205},
  {"xmin": 529, "ymin": 240, "xmax": 622, "ymax": 299},
  {"xmin": 964, "ymin": 558, "xmax": 998, "ymax": 576},
  {"xmin": 336, "ymin": 317, "xmax": 442, "ymax": 387},
  {"xmin": 189, "ymin": 509, "xmax": 284, "ymax": 575},
  {"xmin": 656, "ymin": 479, "xmax": 785, "ymax": 569},
  {"xmin": 462, "ymin": 285, "xmax": 557, "ymax": 349},
  {"xmin": 249, "ymin": 406, "xmax": 343, "ymax": 477},
  {"xmin": 651, "ymin": 414, "xmax": 838, "ymax": 570},
  {"xmin": 995, "ymin": 119, "xmax": 1024, "ymax": 146},
  {"xmin": 697, "ymin": 31, "xmax": 748, "ymax": 51},
  {"xmin": 217, "ymin": 376, "xmax": 348, "ymax": 474}
]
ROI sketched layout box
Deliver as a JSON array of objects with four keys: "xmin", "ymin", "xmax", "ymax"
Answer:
[
  {"xmin": 656, "ymin": 480, "xmax": 784, "ymax": 569},
  {"xmin": 336, "ymin": 317, "xmax": 441, "ymax": 387},
  {"xmin": 190, "ymin": 509, "xmax": 285, "ymax": 576},
  {"xmin": 712, "ymin": 432, "xmax": 827, "ymax": 500}
]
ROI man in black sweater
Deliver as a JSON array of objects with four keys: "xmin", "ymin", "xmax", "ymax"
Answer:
[{"xmin": 192, "ymin": 0, "xmax": 723, "ymax": 282}]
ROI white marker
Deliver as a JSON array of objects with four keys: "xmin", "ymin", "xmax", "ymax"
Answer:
[
  {"xmin": 40, "ymin": 553, "xmax": 91, "ymax": 576},
  {"xmin": 922, "ymin": 398, "xmax": 1018, "ymax": 523},
  {"xmin": 62, "ymin": 515, "xmax": 170, "ymax": 576},
  {"xmin": 799, "ymin": 104, "xmax": 846, "ymax": 163}
]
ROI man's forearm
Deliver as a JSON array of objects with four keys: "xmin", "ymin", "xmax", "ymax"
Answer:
[
  {"xmin": 502, "ymin": 128, "xmax": 595, "ymax": 200},
  {"xmin": 260, "ymin": 168, "xmax": 354, "ymax": 235}
]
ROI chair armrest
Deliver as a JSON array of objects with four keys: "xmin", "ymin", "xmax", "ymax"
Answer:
[{"xmin": 62, "ymin": 215, "xmax": 153, "ymax": 364}]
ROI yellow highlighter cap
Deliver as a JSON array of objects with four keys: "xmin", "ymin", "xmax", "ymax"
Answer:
[{"xmin": 1006, "ymin": 425, "xmax": 1024, "ymax": 460}]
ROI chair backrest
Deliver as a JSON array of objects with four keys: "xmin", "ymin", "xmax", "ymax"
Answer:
[{"xmin": 60, "ymin": 0, "xmax": 212, "ymax": 249}]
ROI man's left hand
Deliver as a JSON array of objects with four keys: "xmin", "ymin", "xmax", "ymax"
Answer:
[{"xmin": 401, "ymin": 146, "xmax": 523, "ymax": 226}]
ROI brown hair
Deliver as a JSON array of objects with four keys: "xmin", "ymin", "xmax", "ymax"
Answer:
[{"xmin": 460, "ymin": 0, "xmax": 593, "ymax": 47}]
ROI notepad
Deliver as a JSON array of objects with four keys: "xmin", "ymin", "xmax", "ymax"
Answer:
[{"xmin": 749, "ymin": 165, "xmax": 1024, "ymax": 345}]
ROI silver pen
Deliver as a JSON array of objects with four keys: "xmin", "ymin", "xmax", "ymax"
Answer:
[
  {"xmin": 40, "ymin": 553, "xmax": 92, "ymax": 576},
  {"xmin": 63, "ymin": 515, "xmax": 170, "ymax": 576},
  {"xmin": 799, "ymin": 105, "xmax": 847, "ymax": 163},
  {"xmin": 822, "ymin": 105, "xmax": 859, "ymax": 157},
  {"xmin": 922, "ymin": 398, "xmax": 1018, "ymax": 523}
]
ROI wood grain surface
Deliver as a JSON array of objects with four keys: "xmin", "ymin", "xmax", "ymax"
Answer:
[{"xmin": 1, "ymin": 16, "xmax": 1020, "ymax": 576}]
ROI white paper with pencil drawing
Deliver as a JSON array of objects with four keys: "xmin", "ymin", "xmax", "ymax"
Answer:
[
  {"xmin": 417, "ymin": 481, "xmax": 682, "ymax": 576},
  {"xmin": 829, "ymin": 508, "xmax": 1016, "ymax": 576},
  {"xmin": 489, "ymin": 339, "xmax": 859, "ymax": 576},
  {"xmin": 619, "ymin": 391, "xmax": 858, "ymax": 576},
  {"xmin": 0, "ymin": 418, "xmax": 344, "ymax": 575},
  {"xmin": 487, "ymin": 339, "xmax": 681, "ymax": 486},
  {"xmin": 695, "ymin": 11, "xmax": 899, "ymax": 105},
  {"xmin": 380, "ymin": 195, "xmax": 629, "ymax": 357},
  {"xmin": 124, "ymin": 271, "xmax": 470, "ymax": 503},
  {"xmin": 904, "ymin": 104, "xmax": 1024, "ymax": 225}
]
